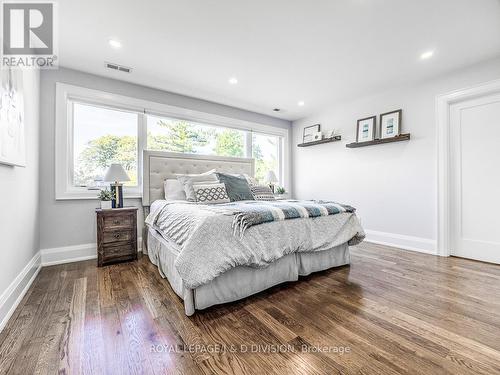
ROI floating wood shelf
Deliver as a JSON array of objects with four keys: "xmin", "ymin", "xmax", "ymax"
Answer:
[
  {"xmin": 297, "ymin": 135, "xmax": 341, "ymax": 147},
  {"xmin": 346, "ymin": 133, "xmax": 411, "ymax": 148}
]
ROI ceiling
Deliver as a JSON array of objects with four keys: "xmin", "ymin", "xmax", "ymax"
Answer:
[{"xmin": 58, "ymin": 0, "xmax": 500, "ymax": 121}]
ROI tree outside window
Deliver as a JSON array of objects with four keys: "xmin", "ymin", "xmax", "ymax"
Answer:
[{"xmin": 73, "ymin": 107, "xmax": 280, "ymax": 188}]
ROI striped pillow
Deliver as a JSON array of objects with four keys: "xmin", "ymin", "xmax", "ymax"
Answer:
[{"xmin": 250, "ymin": 184, "xmax": 275, "ymax": 201}]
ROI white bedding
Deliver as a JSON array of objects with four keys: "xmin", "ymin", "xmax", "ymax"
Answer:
[{"xmin": 146, "ymin": 199, "xmax": 365, "ymax": 289}]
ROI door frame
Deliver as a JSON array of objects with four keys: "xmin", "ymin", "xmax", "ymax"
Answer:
[{"xmin": 436, "ymin": 78, "xmax": 500, "ymax": 257}]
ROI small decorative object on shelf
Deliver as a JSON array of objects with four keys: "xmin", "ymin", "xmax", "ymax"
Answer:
[
  {"xmin": 303, "ymin": 124, "xmax": 321, "ymax": 143},
  {"xmin": 104, "ymin": 163, "xmax": 130, "ymax": 208},
  {"xmin": 96, "ymin": 207, "xmax": 138, "ymax": 267},
  {"xmin": 297, "ymin": 135, "xmax": 341, "ymax": 147},
  {"xmin": 97, "ymin": 188, "xmax": 114, "ymax": 209},
  {"xmin": 312, "ymin": 131, "xmax": 322, "ymax": 141}
]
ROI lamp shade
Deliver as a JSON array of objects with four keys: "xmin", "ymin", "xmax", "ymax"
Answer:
[
  {"xmin": 104, "ymin": 163, "xmax": 130, "ymax": 182},
  {"xmin": 265, "ymin": 170, "xmax": 278, "ymax": 184}
]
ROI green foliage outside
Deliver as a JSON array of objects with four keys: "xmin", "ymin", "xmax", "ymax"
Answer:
[
  {"xmin": 147, "ymin": 119, "xmax": 210, "ymax": 153},
  {"xmin": 74, "ymin": 119, "xmax": 277, "ymax": 187}
]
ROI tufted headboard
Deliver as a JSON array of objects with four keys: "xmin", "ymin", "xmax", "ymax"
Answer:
[{"xmin": 142, "ymin": 150, "xmax": 255, "ymax": 206}]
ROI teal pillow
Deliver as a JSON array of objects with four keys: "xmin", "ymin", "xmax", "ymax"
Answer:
[{"xmin": 216, "ymin": 173, "xmax": 254, "ymax": 201}]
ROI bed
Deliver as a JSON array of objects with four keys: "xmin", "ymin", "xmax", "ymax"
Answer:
[{"xmin": 142, "ymin": 150, "xmax": 364, "ymax": 315}]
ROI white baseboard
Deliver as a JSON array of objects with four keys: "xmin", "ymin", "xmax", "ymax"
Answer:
[
  {"xmin": 0, "ymin": 252, "xmax": 41, "ymax": 332},
  {"xmin": 364, "ymin": 229, "xmax": 437, "ymax": 255},
  {"xmin": 41, "ymin": 237, "xmax": 143, "ymax": 266}
]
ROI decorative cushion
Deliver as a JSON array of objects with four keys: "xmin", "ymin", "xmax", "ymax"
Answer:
[
  {"xmin": 243, "ymin": 174, "xmax": 259, "ymax": 187},
  {"xmin": 193, "ymin": 183, "xmax": 230, "ymax": 204},
  {"xmin": 250, "ymin": 184, "xmax": 276, "ymax": 201},
  {"xmin": 216, "ymin": 172, "xmax": 254, "ymax": 202},
  {"xmin": 164, "ymin": 178, "xmax": 187, "ymax": 200},
  {"xmin": 176, "ymin": 169, "xmax": 219, "ymax": 202}
]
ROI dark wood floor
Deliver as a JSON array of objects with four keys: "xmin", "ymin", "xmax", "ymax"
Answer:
[{"xmin": 1, "ymin": 243, "xmax": 500, "ymax": 375}]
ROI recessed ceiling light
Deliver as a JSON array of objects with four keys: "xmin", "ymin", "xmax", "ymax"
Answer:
[
  {"xmin": 228, "ymin": 77, "xmax": 238, "ymax": 85},
  {"xmin": 420, "ymin": 50, "xmax": 434, "ymax": 60},
  {"xmin": 108, "ymin": 39, "xmax": 122, "ymax": 49},
  {"xmin": 297, "ymin": 101, "xmax": 305, "ymax": 106}
]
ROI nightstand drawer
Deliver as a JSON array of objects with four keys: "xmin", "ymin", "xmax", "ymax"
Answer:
[
  {"xmin": 101, "ymin": 243, "xmax": 136, "ymax": 264},
  {"xmin": 103, "ymin": 214, "xmax": 133, "ymax": 230},
  {"xmin": 103, "ymin": 229, "xmax": 133, "ymax": 244}
]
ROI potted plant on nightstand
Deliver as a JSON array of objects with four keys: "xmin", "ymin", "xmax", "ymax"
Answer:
[
  {"xmin": 274, "ymin": 186, "xmax": 288, "ymax": 200},
  {"xmin": 98, "ymin": 188, "xmax": 114, "ymax": 209}
]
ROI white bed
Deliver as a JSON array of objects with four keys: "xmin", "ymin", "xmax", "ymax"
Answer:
[{"xmin": 142, "ymin": 150, "xmax": 362, "ymax": 315}]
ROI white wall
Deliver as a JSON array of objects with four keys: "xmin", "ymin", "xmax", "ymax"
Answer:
[
  {"xmin": 292, "ymin": 57, "xmax": 500, "ymax": 253},
  {"xmin": 39, "ymin": 67, "xmax": 291, "ymax": 252},
  {"xmin": 0, "ymin": 69, "xmax": 40, "ymax": 326}
]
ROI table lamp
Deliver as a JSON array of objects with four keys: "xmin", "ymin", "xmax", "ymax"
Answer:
[
  {"xmin": 265, "ymin": 170, "xmax": 278, "ymax": 193},
  {"xmin": 104, "ymin": 163, "xmax": 130, "ymax": 208}
]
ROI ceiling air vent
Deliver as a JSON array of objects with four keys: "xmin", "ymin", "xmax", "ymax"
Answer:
[{"xmin": 105, "ymin": 62, "xmax": 132, "ymax": 73}]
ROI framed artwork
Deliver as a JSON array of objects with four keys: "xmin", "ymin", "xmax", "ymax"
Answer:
[
  {"xmin": 380, "ymin": 109, "xmax": 402, "ymax": 139},
  {"xmin": 303, "ymin": 124, "xmax": 320, "ymax": 143},
  {"xmin": 0, "ymin": 68, "xmax": 25, "ymax": 167},
  {"xmin": 356, "ymin": 116, "xmax": 376, "ymax": 142}
]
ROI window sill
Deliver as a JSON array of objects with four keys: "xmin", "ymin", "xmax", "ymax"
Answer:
[
  {"xmin": 55, "ymin": 188, "xmax": 142, "ymax": 201},
  {"xmin": 56, "ymin": 195, "xmax": 142, "ymax": 201}
]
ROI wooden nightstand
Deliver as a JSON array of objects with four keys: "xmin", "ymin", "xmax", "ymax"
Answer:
[{"xmin": 96, "ymin": 207, "xmax": 138, "ymax": 267}]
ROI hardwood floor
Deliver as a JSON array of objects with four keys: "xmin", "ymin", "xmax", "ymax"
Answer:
[{"xmin": 1, "ymin": 242, "xmax": 500, "ymax": 374}]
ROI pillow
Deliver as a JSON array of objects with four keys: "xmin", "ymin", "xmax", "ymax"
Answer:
[
  {"xmin": 250, "ymin": 184, "xmax": 276, "ymax": 201},
  {"xmin": 164, "ymin": 178, "xmax": 187, "ymax": 200},
  {"xmin": 176, "ymin": 169, "xmax": 219, "ymax": 202},
  {"xmin": 243, "ymin": 174, "xmax": 259, "ymax": 187},
  {"xmin": 216, "ymin": 172, "xmax": 254, "ymax": 202},
  {"xmin": 193, "ymin": 183, "xmax": 230, "ymax": 204}
]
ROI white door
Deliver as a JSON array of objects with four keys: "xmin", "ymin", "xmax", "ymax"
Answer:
[{"xmin": 449, "ymin": 92, "xmax": 500, "ymax": 264}]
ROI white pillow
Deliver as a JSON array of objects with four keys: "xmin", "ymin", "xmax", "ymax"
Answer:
[
  {"xmin": 164, "ymin": 179, "xmax": 186, "ymax": 200},
  {"xmin": 176, "ymin": 169, "xmax": 219, "ymax": 202}
]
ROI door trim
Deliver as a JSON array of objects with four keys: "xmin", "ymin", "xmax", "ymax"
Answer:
[{"xmin": 436, "ymin": 78, "xmax": 500, "ymax": 257}]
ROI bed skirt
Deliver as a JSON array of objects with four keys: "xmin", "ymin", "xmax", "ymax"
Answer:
[{"xmin": 147, "ymin": 227, "xmax": 350, "ymax": 315}]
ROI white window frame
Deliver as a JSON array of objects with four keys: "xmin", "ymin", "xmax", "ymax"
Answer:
[{"xmin": 55, "ymin": 83, "xmax": 290, "ymax": 200}]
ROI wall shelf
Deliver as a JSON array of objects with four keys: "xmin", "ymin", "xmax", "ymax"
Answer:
[
  {"xmin": 297, "ymin": 135, "xmax": 341, "ymax": 147},
  {"xmin": 346, "ymin": 133, "xmax": 411, "ymax": 148}
]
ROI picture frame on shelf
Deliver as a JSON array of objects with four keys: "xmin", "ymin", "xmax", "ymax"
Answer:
[
  {"xmin": 379, "ymin": 109, "xmax": 402, "ymax": 139},
  {"xmin": 356, "ymin": 116, "xmax": 376, "ymax": 142},
  {"xmin": 303, "ymin": 124, "xmax": 320, "ymax": 143}
]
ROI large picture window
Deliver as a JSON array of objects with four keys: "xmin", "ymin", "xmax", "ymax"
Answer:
[
  {"xmin": 73, "ymin": 103, "xmax": 138, "ymax": 188},
  {"xmin": 56, "ymin": 83, "xmax": 289, "ymax": 199},
  {"xmin": 147, "ymin": 115, "xmax": 246, "ymax": 158}
]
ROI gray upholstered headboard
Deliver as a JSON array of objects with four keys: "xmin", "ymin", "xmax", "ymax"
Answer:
[{"xmin": 142, "ymin": 150, "xmax": 255, "ymax": 206}]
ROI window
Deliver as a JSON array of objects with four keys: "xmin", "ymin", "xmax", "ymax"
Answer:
[
  {"xmin": 73, "ymin": 103, "xmax": 138, "ymax": 188},
  {"xmin": 147, "ymin": 115, "xmax": 246, "ymax": 158},
  {"xmin": 252, "ymin": 133, "xmax": 280, "ymax": 184},
  {"xmin": 56, "ymin": 83, "xmax": 289, "ymax": 200}
]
